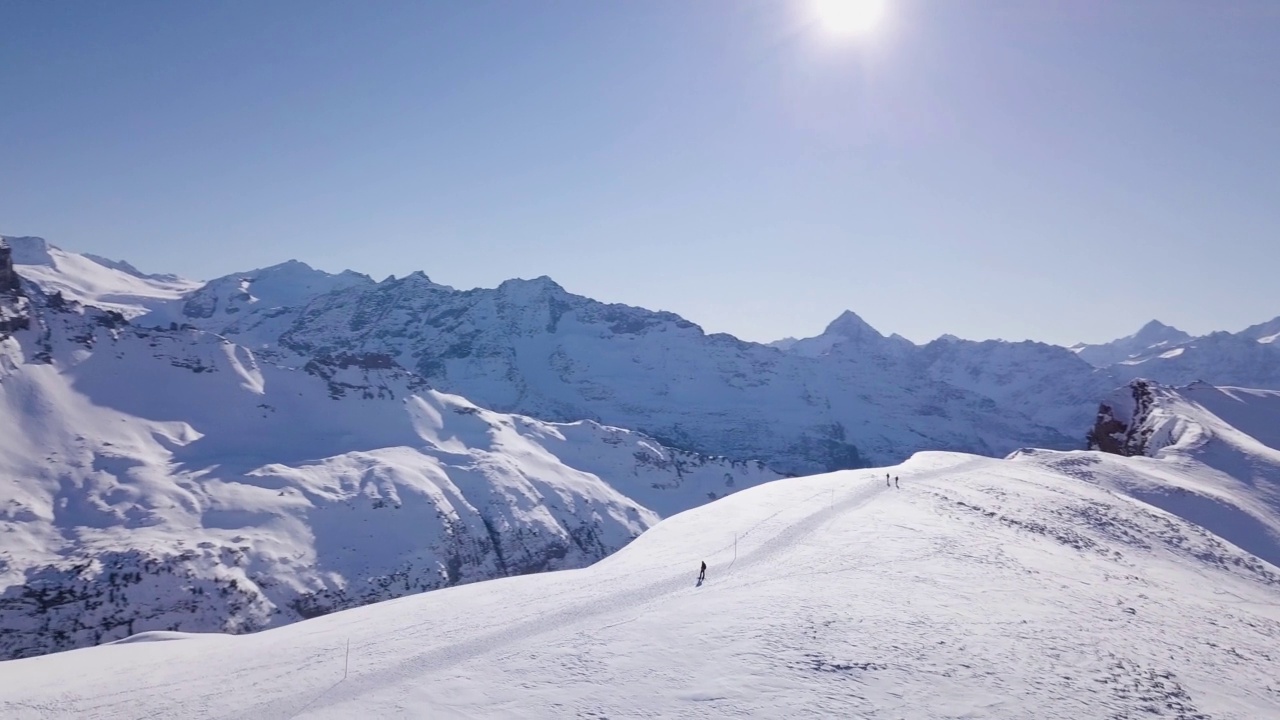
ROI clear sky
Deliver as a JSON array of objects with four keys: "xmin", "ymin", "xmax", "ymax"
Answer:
[{"xmin": 2, "ymin": 1, "xmax": 1278, "ymax": 346}]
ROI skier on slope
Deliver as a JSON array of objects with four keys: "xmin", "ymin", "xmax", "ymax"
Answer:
[
  {"xmin": 698, "ymin": 561, "xmax": 707, "ymax": 583},
  {"xmin": 885, "ymin": 473, "xmax": 890, "ymax": 487},
  {"xmin": 895, "ymin": 476, "xmax": 899, "ymax": 489}
]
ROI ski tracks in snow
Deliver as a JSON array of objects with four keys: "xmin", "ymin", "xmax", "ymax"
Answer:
[{"xmin": 255, "ymin": 465, "xmax": 946, "ymax": 718}]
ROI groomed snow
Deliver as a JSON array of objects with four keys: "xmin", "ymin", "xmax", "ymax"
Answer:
[{"xmin": 3, "ymin": 452, "xmax": 1277, "ymax": 719}]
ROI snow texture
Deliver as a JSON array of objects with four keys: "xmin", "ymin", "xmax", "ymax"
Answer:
[{"xmin": 1, "ymin": 451, "xmax": 1278, "ymax": 719}]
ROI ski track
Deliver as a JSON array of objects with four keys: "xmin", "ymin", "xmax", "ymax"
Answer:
[{"xmin": 250, "ymin": 473, "xmax": 905, "ymax": 718}]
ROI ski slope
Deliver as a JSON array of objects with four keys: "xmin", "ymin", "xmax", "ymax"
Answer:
[{"xmin": 3, "ymin": 452, "xmax": 1278, "ymax": 719}]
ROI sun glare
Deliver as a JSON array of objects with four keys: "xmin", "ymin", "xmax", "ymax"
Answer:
[{"xmin": 814, "ymin": 0, "xmax": 887, "ymax": 37}]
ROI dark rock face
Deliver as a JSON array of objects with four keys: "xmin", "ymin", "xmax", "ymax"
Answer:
[
  {"xmin": 1087, "ymin": 380, "xmax": 1156, "ymax": 456},
  {"xmin": 0, "ymin": 241, "xmax": 31, "ymax": 337},
  {"xmin": 0, "ymin": 242, "xmax": 18, "ymax": 293},
  {"xmin": 0, "ymin": 550, "xmax": 275, "ymax": 660}
]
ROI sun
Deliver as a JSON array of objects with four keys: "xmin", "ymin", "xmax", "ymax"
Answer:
[{"xmin": 813, "ymin": 0, "xmax": 887, "ymax": 37}]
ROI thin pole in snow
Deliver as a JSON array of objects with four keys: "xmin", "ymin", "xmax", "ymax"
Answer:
[{"xmin": 343, "ymin": 638, "xmax": 350, "ymax": 681}]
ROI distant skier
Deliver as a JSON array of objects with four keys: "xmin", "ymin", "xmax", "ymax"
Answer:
[
  {"xmin": 698, "ymin": 561, "xmax": 707, "ymax": 583},
  {"xmin": 885, "ymin": 473, "xmax": 890, "ymax": 487},
  {"xmin": 894, "ymin": 476, "xmax": 899, "ymax": 489}
]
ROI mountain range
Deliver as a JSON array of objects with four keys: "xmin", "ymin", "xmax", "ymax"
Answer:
[
  {"xmin": 11, "ymin": 235, "xmax": 1280, "ymax": 471},
  {"xmin": 0, "ymin": 237, "xmax": 778, "ymax": 659},
  {"xmin": 2, "ymin": 233, "xmax": 1279, "ymax": 664}
]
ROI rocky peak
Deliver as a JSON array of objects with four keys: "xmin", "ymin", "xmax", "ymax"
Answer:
[
  {"xmin": 0, "ymin": 239, "xmax": 29, "ymax": 338},
  {"xmin": 1, "ymin": 236, "xmax": 54, "ymax": 266},
  {"xmin": 0, "ymin": 239, "xmax": 19, "ymax": 294},
  {"xmin": 1131, "ymin": 319, "xmax": 1191, "ymax": 347},
  {"xmin": 1086, "ymin": 379, "xmax": 1157, "ymax": 456},
  {"xmin": 823, "ymin": 310, "xmax": 884, "ymax": 343},
  {"xmin": 1073, "ymin": 320, "xmax": 1194, "ymax": 368},
  {"xmin": 496, "ymin": 275, "xmax": 567, "ymax": 300}
]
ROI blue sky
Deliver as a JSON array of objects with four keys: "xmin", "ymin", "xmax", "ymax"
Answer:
[{"xmin": 2, "ymin": 0, "xmax": 1278, "ymax": 346}]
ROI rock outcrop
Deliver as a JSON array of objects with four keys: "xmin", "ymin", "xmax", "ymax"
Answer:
[
  {"xmin": 1086, "ymin": 378, "xmax": 1157, "ymax": 456},
  {"xmin": 0, "ymin": 240, "xmax": 30, "ymax": 337},
  {"xmin": 0, "ymin": 240, "xmax": 18, "ymax": 294}
]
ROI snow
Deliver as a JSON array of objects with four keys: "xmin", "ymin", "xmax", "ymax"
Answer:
[
  {"xmin": 2, "ymin": 236, "xmax": 200, "ymax": 318},
  {"xmin": 136, "ymin": 259, "xmax": 375, "ymax": 346},
  {"xmin": 2, "ymin": 451, "xmax": 1278, "ymax": 718},
  {"xmin": 1238, "ymin": 315, "xmax": 1280, "ymax": 344},
  {"xmin": 1072, "ymin": 320, "xmax": 1193, "ymax": 368},
  {"xmin": 11, "ymin": 235, "xmax": 1280, "ymax": 479},
  {"xmin": 0, "ymin": 286, "xmax": 779, "ymax": 659},
  {"xmin": 1082, "ymin": 380, "xmax": 1280, "ymax": 568},
  {"xmin": 258, "ymin": 279, "xmax": 1077, "ymax": 472}
]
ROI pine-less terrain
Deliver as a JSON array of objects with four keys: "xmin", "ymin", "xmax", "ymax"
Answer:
[{"xmin": 1, "ymin": 234, "xmax": 1279, "ymax": 718}]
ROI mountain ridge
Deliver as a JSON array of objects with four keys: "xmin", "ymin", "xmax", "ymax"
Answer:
[{"xmin": 0, "ymin": 277, "xmax": 780, "ymax": 660}]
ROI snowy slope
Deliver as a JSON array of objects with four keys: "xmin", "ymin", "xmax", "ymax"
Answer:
[
  {"xmin": 0, "ymin": 282, "xmax": 779, "ymax": 660},
  {"xmin": 2, "ymin": 451, "xmax": 1277, "ymax": 718},
  {"xmin": 2, "ymin": 236, "xmax": 199, "ymax": 318},
  {"xmin": 1082, "ymin": 378, "xmax": 1280, "ymax": 568}
]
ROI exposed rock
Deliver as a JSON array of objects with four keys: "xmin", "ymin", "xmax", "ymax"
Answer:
[
  {"xmin": 1086, "ymin": 379, "xmax": 1156, "ymax": 456},
  {"xmin": 0, "ymin": 240, "xmax": 19, "ymax": 294}
]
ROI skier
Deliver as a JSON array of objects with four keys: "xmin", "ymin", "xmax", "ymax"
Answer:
[
  {"xmin": 894, "ymin": 476, "xmax": 899, "ymax": 489},
  {"xmin": 885, "ymin": 473, "xmax": 890, "ymax": 487},
  {"xmin": 698, "ymin": 561, "xmax": 707, "ymax": 583}
]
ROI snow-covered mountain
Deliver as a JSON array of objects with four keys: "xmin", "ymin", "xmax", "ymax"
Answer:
[
  {"xmin": 2, "ymin": 449, "xmax": 1277, "ymax": 718},
  {"xmin": 0, "ymin": 265, "xmax": 779, "ymax": 660},
  {"xmin": 2, "ymin": 236, "xmax": 200, "ymax": 319},
  {"xmin": 1070, "ymin": 319, "xmax": 1193, "ymax": 368},
  {"xmin": 776, "ymin": 310, "xmax": 915, "ymax": 358},
  {"xmin": 1107, "ymin": 330, "xmax": 1280, "ymax": 389},
  {"xmin": 1084, "ymin": 378, "xmax": 1280, "ymax": 567},
  {"xmin": 1240, "ymin": 316, "xmax": 1280, "ymax": 344},
  {"xmin": 916, "ymin": 337, "xmax": 1116, "ymax": 441},
  {"xmin": 140, "ymin": 259, "xmax": 374, "ymax": 347},
  {"xmin": 15, "ymin": 235, "xmax": 1280, "ymax": 475},
  {"xmin": 285, "ymin": 276, "xmax": 1092, "ymax": 471},
  {"xmin": 1068, "ymin": 317, "xmax": 1280, "ymax": 393}
]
